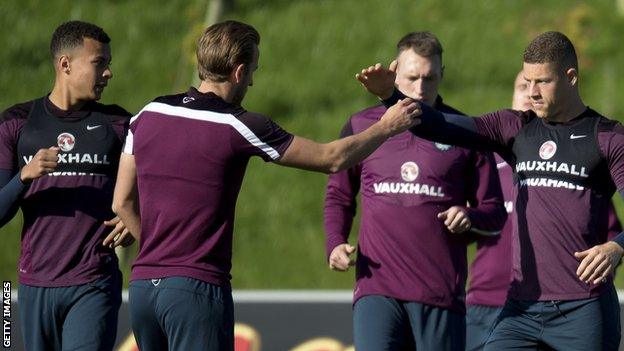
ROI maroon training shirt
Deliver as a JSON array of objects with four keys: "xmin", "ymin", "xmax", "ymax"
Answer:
[
  {"xmin": 0, "ymin": 97, "xmax": 129, "ymax": 287},
  {"xmin": 125, "ymin": 88, "xmax": 294, "ymax": 289},
  {"xmin": 324, "ymin": 103, "xmax": 506, "ymax": 313}
]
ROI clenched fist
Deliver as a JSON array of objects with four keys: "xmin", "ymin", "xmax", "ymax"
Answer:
[
  {"xmin": 20, "ymin": 146, "xmax": 59, "ymax": 183},
  {"xmin": 329, "ymin": 244, "xmax": 356, "ymax": 272}
]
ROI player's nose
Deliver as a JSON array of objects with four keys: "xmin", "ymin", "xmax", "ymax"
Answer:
[
  {"xmin": 528, "ymin": 82, "xmax": 540, "ymax": 98},
  {"xmin": 103, "ymin": 67, "xmax": 112, "ymax": 80}
]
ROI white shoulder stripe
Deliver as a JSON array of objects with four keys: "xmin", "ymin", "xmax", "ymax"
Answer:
[
  {"xmin": 123, "ymin": 105, "xmax": 148, "ymax": 155},
  {"xmin": 140, "ymin": 102, "xmax": 280, "ymax": 159},
  {"xmin": 129, "ymin": 105, "xmax": 148, "ymax": 125},
  {"xmin": 123, "ymin": 129, "xmax": 134, "ymax": 155},
  {"xmin": 129, "ymin": 114, "xmax": 140, "ymax": 125}
]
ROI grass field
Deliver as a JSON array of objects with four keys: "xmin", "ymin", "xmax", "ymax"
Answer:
[{"xmin": 2, "ymin": 0, "xmax": 624, "ymax": 289}]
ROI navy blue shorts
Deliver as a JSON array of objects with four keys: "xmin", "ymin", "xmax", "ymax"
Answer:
[
  {"xmin": 18, "ymin": 270, "xmax": 122, "ymax": 351},
  {"xmin": 129, "ymin": 276, "xmax": 234, "ymax": 351},
  {"xmin": 353, "ymin": 295, "xmax": 465, "ymax": 351},
  {"xmin": 466, "ymin": 304, "xmax": 502, "ymax": 351},
  {"xmin": 485, "ymin": 287, "xmax": 620, "ymax": 351}
]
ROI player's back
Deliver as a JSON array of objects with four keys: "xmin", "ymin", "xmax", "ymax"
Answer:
[{"xmin": 128, "ymin": 88, "xmax": 292, "ymax": 287}]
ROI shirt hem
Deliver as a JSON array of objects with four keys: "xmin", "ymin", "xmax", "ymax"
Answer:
[
  {"xmin": 354, "ymin": 290, "xmax": 465, "ymax": 314},
  {"xmin": 508, "ymin": 289, "xmax": 605, "ymax": 301},
  {"xmin": 131, "ymin": 268, "xmax": 231, "ymax": 290},
  {"xmin": 19, "ymin": 271, "xmax": 112, "ymax": 288}
]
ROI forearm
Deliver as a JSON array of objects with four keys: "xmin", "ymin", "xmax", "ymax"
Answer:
[
  {"xmin": 279, "ymin": 124, "xmax": 392, "ymax": 174},
  {"xmin": 324, "ymin": 164, "xmax": 359, "ymax": 258},
  {"xmin": 323, "ymin": 122, "xmax": 390, "ymax": 173},
  {"xmin": 324, "ymin": 203, "xmax": 354, "ymax": 258},
  {"xmin": 112, "ymin": 153, "xmax": 140, "ymax": 239},
  {"xmin": 0, "ymin": 170, "xmax": 26, "ymax": 226},
  {"xmin": 382, "ymin": 90, "xmax": 501, "ymax": 152},
  {"xmin": 278, "ymin": 99, "xmax": 416, "ymax": 173}
]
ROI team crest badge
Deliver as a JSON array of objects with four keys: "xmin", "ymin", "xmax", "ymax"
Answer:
[
  {"xmin": 538, "ymin": 140, "xmax": 557, "ymax": 160},
  {"xmin": 435, "ymin": 142, "xmax": 452, "ymax": 151},
  {"xmin": 400, "ymin": 161, "xmax": 419, "ymax": 182},
  {"xmin": 57, "ymin": 132, "xmax": 76, "ymax": 152}
]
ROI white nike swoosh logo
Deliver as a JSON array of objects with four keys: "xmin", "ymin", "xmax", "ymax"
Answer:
[
  {"xmin": 570, "ymin": 134, "xmax": 587, "ymax": 139},
  {"xmin": 496, "ymin": 162, "xmax": 509, "ymax": 169},
  {"xmin": 87, "ymin": 125, "xmax": 102, "ymax": 130}
]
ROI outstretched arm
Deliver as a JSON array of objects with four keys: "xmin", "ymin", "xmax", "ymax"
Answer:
[
  {"xmin": 356, "ymin": 62, "xmax": 516, "ymax": 155},
  {"xmin": 275, "ymin": 98, "xmax": 420, "ymax": 173}
]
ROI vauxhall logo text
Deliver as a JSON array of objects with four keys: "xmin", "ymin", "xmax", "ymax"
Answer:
[
  {"xmin": 516, "ymin": 160, "xmax": 588, "ymax": 190},
  {"xmin": 23, "ymin": 153, "xmax": 111, "ymax": 165},
  {"xmin": 373, "ymin": 161, "xmax": 445, "ymax": 197},
  {"xmin": 373, "ymin": 182, "xmax": 445, "ymax": 197},
  {"xmin": 515, "ymin": 160, "xmax": 588, "ymax": 178}
]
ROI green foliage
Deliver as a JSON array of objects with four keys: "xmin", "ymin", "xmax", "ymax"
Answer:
[{"xmin": 2, "ymin": 0, "xmax": 624, "ymax": 289}]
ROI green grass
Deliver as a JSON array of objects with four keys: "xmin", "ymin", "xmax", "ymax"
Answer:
[{"xmin": 3, "ymin": 0, "xmax": 624, "ymax": 289}]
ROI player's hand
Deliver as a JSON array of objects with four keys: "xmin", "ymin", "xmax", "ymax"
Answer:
[
  {"xmin": 574, "ymin": 241, "xmax": 624, "ymax": 285},
  {"xmin": 103, "ymin": 216, "xmax": 135, "ymax": 248},
  {"xmin": 379, "ymin": 98, "xmax": 421, "ymax": 136},
  {"xmin": 329, "ymin": 244, "xmax": 356, "ymax": 272},
  {"xmin": 20, "ymin": 146, "xmax": 59, "ymax": 183},
  {"xmin": 437, "ymin": 206, "xmax": 472, "ymax": 233},
  {"xmin": 356, "ymin": 60, "xmax": 398, "ymax": 100}
]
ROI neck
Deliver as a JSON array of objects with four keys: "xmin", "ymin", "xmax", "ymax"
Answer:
[
  {"xmin": 197, "ymin": 80, "xmax": 234, "ymax": 103},
  {"xmin": 48, "ymin": 79, "xmax": 87, "ymax": 111}
]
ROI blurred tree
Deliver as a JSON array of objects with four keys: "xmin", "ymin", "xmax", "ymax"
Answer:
[{"xmin": 191, "ymin": 0, "xmax": 230, "ymax": 85}]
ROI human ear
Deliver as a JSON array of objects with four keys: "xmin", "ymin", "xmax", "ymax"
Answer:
[{"xmin": 566, "ymin": 68, "xmax": 578, "ymax": 87}]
